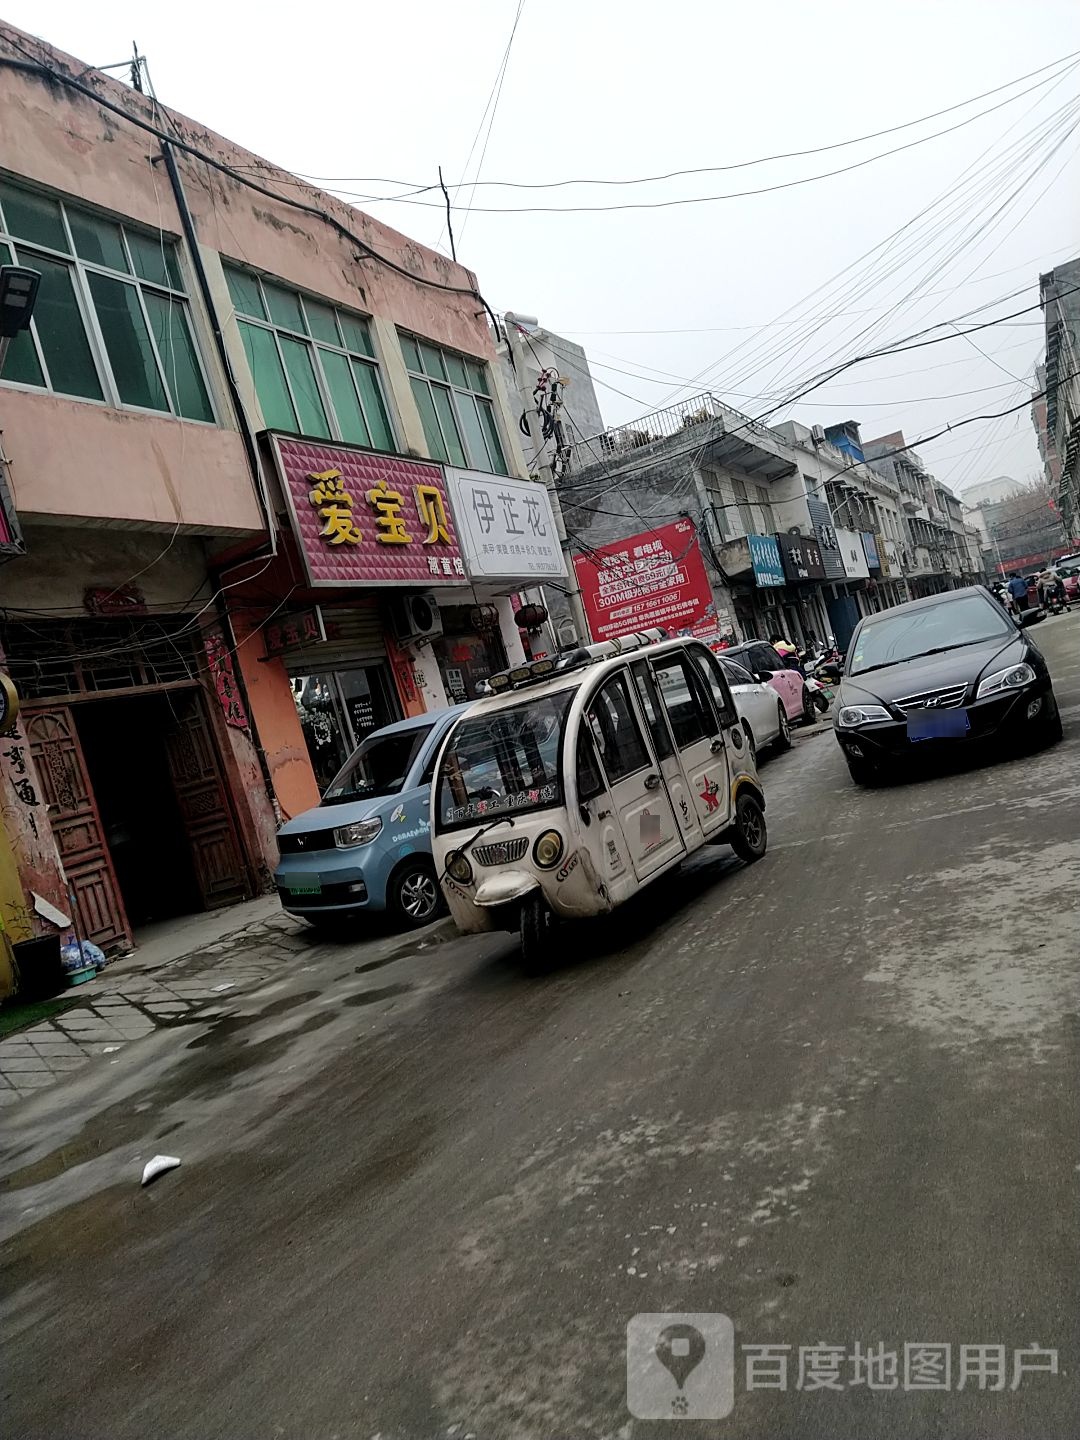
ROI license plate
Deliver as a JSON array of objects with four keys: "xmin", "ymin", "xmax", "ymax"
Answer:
[
  {"xmin": 907, "ymin": 708, "xmax": 970, "ymax": 742},
  {"xmin": 288, "ymin": 882, "xmax": 322, "ymax": 895}
]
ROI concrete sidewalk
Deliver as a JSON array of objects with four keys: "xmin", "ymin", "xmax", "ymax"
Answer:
[{"xmin": 0, "ymin": 898, "xmax": 453, "ymax": 1104}]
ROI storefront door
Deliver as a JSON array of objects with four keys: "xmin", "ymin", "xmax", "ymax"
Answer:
[{"xmin": 291, "ymin": 663, "xmax": 401, "ymax": 793}]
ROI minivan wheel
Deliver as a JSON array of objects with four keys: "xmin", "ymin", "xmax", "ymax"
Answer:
[
  {"xmin": 389, "ymin": 859, "xmax": 444, "ymax": 928},
  {"xmin": 730, "ymin": 793, "xmax": 767, "ymax": 863},
  {"xmin": 520, "ymin": 891, "xmax": 558, "ymax": 975}
]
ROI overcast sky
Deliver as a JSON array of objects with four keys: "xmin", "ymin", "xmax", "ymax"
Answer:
[{"xmin": 9, "ymin": 0, "xmax": 1080, "ymax": 494}]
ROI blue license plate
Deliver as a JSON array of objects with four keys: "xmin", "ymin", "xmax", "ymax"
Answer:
[{"xmin": 907, "ymin": 709, "xmax": 970, "ymax": 742}]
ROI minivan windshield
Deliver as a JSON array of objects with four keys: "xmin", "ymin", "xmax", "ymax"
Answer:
[
  {"xmin": 848, "ymin": 593, "xmax": 1013, "ymax": 676},
  {"xmin": 322, "ymin": 725, "xmax": 433, "ymax": 805},
  {"xmin": 435, "ymin": 690, "xmax": 574, "ymax": 831}
]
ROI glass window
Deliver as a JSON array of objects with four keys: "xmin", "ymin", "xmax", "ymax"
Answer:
[
  {"xmin": 279, "ymin": 335, "xmax": 331, "ymax": 438},
  {"xmin": 87, "ymin": 273, "xmax": 169, "ymax": 411},
  {"xmin": 588, "ymin": 673, "xmax": 650, "ymax": 782},
  {"xmin": 26, "ymin": 254, "xmax": 103, "ymax": 400},
  {"xmin": 264, "ymin": 282, "xmax": 306, "ymax": 333},
  {"xmin": 303, "ymin": 298, "xmax": 340, "ymax": 346},
  {"xmin": 431, "ymin": 383, "xmax": 467, "ymax": 466},
  {"xmin": 143, "ymin": 292, "xmax": 214, "ymax": 422},
  {"xmin": 0, "ymin": 181, "xmax": 211, "ymax": 417},
  {"xmin": 435, "ymin": 690, "xmax": 573, "ymax": 830},
  {"xmin": 652, "ymin": 654, "xmax": 715, "ymax": 748},
  {"xmin": 352, "ymin": 360, "xmax": 394, "ymax": 451},
  {"xmin": 719, "ymin": 657, "xmax": 756, "ymax": 687},
  {"xmin": 576, "ymin": 729, "xmax": 606, "ymax": 801},
  {"xmin": 0, "ymin": 241, "xmax": 44, "ymax": 387},
  {"xmin": 0, "ymin": 182, "xmax": 67, "ymax": 251},
  {"xmin": 630, "ymin": 660, "xmax": 674, "ymax": 759},
  {"xmin": 401, "ymin": 334, "xmax": 507, "ymax": 474},
  {"xmin": 410, "ymin": 376, "xmax": 446, "ymax": 462},
  {"xmin": 238, "ymin": 320, "xmax": 296, "ymax": 431},
  {"xmin": 320, "ymin": 349, "xmax": 372, "ymax": 447},
  {"xmin": 324, "ymin": 726, "xmax": 432, "ymax": 804},
  {"xmin": 225, "ymin": 265, "xmax": 267, "ymax": 320},
  {"xmin": 127, "ymin": 230, "xmax": 182, "ymax": 290},
  {"xmin": 338, "ymin": 313, "xmax": 374, "ymax": 357},
  {"xmin": 68, "ymin": 212, "xmax": 129, "ymax": 272},
  {"xmin": 692, "ymin": 649, "xmax": 737, "ymax": 726}
]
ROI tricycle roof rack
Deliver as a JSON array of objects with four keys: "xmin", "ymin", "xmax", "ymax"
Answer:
[{"xmin": 484, "ymin": 627, "xmax": 670, "ymax": 694}]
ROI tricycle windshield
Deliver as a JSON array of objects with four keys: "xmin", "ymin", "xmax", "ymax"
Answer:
[{"xmin": 435, "ymin": 689, "xmax": 575, "ymax": 832}]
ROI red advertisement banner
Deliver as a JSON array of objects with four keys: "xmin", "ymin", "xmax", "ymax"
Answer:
[{"xmin": 574, "ymin": 520, "xmax": 719, "ymax": 642}]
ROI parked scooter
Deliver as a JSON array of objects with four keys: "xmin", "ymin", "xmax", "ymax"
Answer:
[{"xmin": 803, "ymin": 674, "xmax": 832, "ymax": 714}]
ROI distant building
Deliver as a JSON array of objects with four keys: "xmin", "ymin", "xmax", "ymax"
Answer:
[
  {"xmin": 958, "ymin": 475, "xmax": 1025, "ymax": 508},
  {"xmin": 1040, "ymin": 257, "xmax": 1080, "ymax": 539}
]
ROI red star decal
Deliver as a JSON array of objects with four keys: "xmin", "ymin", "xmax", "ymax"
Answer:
[{"xmin": 700, "ymin": 779, "xmax": 720, "ymax": 813}]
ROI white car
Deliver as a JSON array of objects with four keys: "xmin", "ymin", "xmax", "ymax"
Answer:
[{"xmin": 715, "ymin": 654, "xmax": 792, "ymax": 759}]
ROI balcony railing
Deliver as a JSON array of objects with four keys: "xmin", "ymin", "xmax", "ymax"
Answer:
[{"xmin": 571, "ymin": 392, "xmax": 781, "ymax": 459}]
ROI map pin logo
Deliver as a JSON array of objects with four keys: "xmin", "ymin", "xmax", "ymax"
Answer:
[{"xmin": 656, "ymin": 1323, "xmax": 706, "ymax": 1391}]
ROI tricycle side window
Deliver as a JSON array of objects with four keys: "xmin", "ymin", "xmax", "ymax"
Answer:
[
  {"xmin": 575, "ymin": 727, "xmax": 605, "ymax": 802},
  {"xmin": 691, "ymin": 648, "xmax": 739, "ymax": 727},
  {"xmin": 586, "ymin": 672, "xmax": 651, "ymax": 783}
]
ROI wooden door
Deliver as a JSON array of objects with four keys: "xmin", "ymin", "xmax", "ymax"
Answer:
[
  {"xmin": 163, "ymin": 691, "xmax": 249, "ymax": 910},
  {"xmin": 25, "ymin": 707, "xmax": 130, "ymax": 949}
]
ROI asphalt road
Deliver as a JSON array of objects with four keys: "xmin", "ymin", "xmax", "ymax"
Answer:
[{"xmin": 3, "ymin": 612, "xmax": 1080, "ymax": 1440}]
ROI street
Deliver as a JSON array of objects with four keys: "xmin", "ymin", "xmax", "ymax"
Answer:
[{"xmin": 2, "ymin": 612, "xmax": 1079, "ymax": 1440}]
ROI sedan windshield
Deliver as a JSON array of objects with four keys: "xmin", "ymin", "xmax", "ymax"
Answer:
[
  {"xmin": 322, "ymin": 726, "xmax": 432, "ymax": 805},
  {"xmin": 848, "ymin": 594, "xmax": 1012, "ymax": 676},
  {"xmin": 436, "ymin": 690, "xmax": 574, "ymax": 831}
]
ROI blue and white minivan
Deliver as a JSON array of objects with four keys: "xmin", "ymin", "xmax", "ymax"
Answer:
[{"xmin": 274, "ymin": 706, "xmax": 468, "ymax": 930}]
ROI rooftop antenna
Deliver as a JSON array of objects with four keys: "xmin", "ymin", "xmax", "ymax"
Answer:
[{"xmin": 130, "ymin": 42, "xmax": 144, "ymax": 93}]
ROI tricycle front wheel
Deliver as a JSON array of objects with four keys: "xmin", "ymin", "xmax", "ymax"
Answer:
[{"xmin": 520, "ymin": 891, "xmax": 559, "ymax": 975}]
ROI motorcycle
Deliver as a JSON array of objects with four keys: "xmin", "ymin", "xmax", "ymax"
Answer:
[{"xmin": 803, "ymin": 674, "xmax": 832, "ymax": 714}]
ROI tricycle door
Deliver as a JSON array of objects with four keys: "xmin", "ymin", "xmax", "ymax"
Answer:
[
  {"xmin": 650, "ymin": 648, "xmax": 732, "ymax": 838},
  {"xmin": 630, "ymin": 658, "xmax": 703, "ymax": 844},
  {"xmin": 585, "ymin": 670, "xmax": 685, "ymax": 882}
]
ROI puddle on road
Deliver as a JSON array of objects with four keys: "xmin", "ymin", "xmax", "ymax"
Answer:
[{"xmin": 343, "ymin": 983, "xmax": 413, "ymax": 1007}]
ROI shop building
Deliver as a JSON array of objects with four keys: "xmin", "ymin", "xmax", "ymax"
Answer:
[{"xmin": 0, "ymin": 23, "xmax": 559, "ymax": 951}]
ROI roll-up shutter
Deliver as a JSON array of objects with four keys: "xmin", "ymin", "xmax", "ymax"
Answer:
[{"xmin": 280, "ymin": 600, "xmax": 386, "ymax": 675}]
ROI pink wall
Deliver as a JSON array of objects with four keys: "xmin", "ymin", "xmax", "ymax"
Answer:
[
  {"xmin": 0, "ymin": 387, "xmax": 263, "ymax": 532},
  {"xmin": 0, "ymin": 25, "xmax": 496, "ymax": 362}
]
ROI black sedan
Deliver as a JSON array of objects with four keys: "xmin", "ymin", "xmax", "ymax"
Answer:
[{"xmin": 834, "ymin": 586, "xmax": 1062, "ymax": 785}]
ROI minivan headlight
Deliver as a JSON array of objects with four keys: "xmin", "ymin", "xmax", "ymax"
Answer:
[
  {"xmin": 837, "ymin": 704, "xmax": 891, "ymax": 727},
  {"xmin": 446, "ymin": 850, "xmax": 473, "ymax": 883},
  {"xmin": 976, "ymin": 662, "xmax": 1035, "ymax": 699},
  {"xmin": 334, "ymin": 818, "xmax": 383, "ymax": 848}
]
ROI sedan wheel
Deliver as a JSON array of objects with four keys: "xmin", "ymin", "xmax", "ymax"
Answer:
[{"xmin": 774, "ymin": 705, "xmax": 792, "ymax": 751}]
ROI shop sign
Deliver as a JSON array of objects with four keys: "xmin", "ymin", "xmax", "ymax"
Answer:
[
  {"xmin": 445, "ymin": 469, "xmax": 566, "ymax": 580},
  {"xmin": 573, "ymin": 519, "xmax": 717, "ymax": 643},
  {"xmin": 748, "ymin": 533, "xmax": 785, "ymax": 588},
  {"xmin": 862, "ymin": 531, "xmax": 882, "ymax": 572},
  {"xmin": 776, "ymin": 531, "xmax": 826, "ymax": 583},
  {"xmin": 837, "ymin": 527, "xmax": 870, "ymax": 580},
  {"xmin": 263, "ymin": 607, "xmax": 327, "ymax": 659},
  {"xmin": 203, "ymin": 630, "xmax": 249, "ymax": 730},
  {"xmin": 806, "ymin": 495, "xmax": 846, "ymax": 580},
  {"xmin": 271, "ymin": 437, "xmax": 465, "ymax": 588}
]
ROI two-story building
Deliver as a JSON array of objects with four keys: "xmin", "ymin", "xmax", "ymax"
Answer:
[{"xmin": 0, "ymin": 24, "xmax": 559, "ymax": 952}]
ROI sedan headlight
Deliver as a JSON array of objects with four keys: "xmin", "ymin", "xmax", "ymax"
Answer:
[
  {"xmin": 334, "ymin": 817, "xmax": 383, "ymax": 848},
  {"xmin": 837, "ymin": 704, "xmax": 892, "ymax": 728},
  {"xmin": 976, "ymin": 662, "xmax": 1035, "ymax": 699}
]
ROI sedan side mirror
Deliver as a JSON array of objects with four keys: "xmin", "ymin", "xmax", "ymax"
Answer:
[{"xmin": 755, "ymin": 670, "xmax": 773, "ymax": 682}]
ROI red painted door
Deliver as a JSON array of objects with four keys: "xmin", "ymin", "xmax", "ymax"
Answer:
[
  {"xmin": 163, "ymin": 691, "xmax": 250, "ymax": 911},
  {"xmin": 24, "ymin": 707, "xmax": 130, "ymax": 949}
]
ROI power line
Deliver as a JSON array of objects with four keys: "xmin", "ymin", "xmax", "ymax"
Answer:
[
  {"xmin": 288, "ymin": 49, "xmax": 1080, "ymax": 192},
  {"xmin": 455, "ymin": 0, "xmax": 526, "ymax": 245}
]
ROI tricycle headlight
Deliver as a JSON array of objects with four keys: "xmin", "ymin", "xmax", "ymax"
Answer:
[
  {"xmin": 334, "ymin": 818, "xmax": 383, "ymax": 848},
  {"xmin": 976, "ymin": 662, "xmax": 1035, "ymax": 699},
  {"xmin": 837, "ymin": 704, "xmax": 891, "ymax": 727},
  {"xmin": 532, "ymin": 829, "xmax": 564, "ymax": 868},
  {"xmin": 446, "ymin": 850, "xmax": 473, "ymax": 884}
]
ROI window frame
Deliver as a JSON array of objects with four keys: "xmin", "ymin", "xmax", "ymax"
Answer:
[
  {"xmin": 691, "ymin": 647, "xmax": 739, "ymax": 727},
  {"xmin": 223, "ymin": 263, "xmax": 397, "ymax": 450},
  {"xmin": 399, "ymin": 330, "xmax": 508, "ymax": 475},
  {"xmin": 0, "ymin": 179, "xmax": 216, "ymax": 424},
  {"xmin": 650, "ymin": 650, "xmax": 721, "ymax": 749},
  {"xmin": 586, "ymin": 670, "xmax": 653, "ymax": 784}
]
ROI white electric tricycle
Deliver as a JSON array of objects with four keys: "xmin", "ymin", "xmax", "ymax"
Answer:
[{"xmin": 430, "ymin": 629, "xmax": 769, "ymax": 971}]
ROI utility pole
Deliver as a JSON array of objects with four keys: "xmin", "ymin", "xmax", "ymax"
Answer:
[{"xmin": 503, "ymin": 314, "xmax": 592, "ymax": 645}]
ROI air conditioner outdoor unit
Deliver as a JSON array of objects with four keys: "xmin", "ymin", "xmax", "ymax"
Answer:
[
  {"xmin": 390, "ymin": 591, "xmax": 443, "ymax": 646},
  {"xmin": 811, "ymin": 424, "xmax": 826, "ymax": 444}
]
